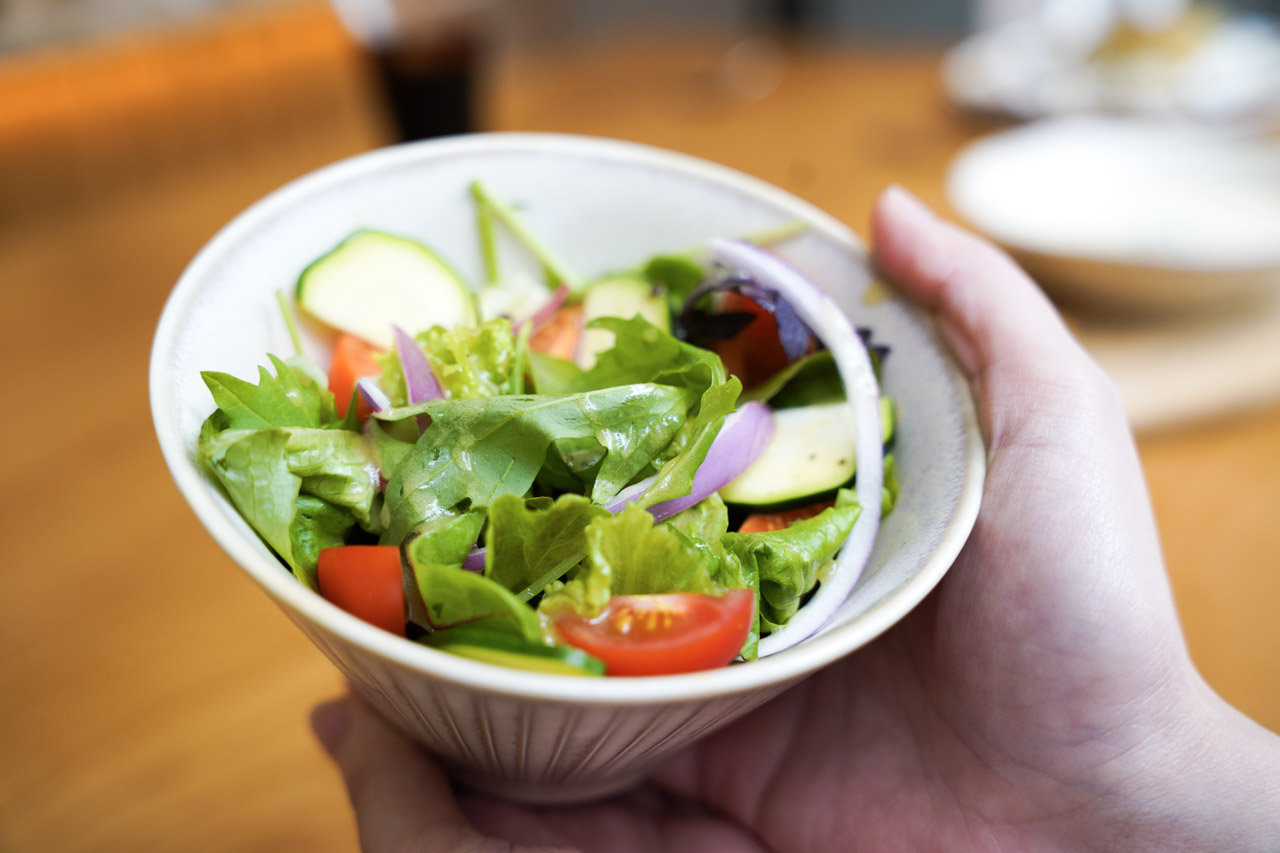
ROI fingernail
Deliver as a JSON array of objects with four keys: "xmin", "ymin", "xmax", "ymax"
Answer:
[{"xmin": 310, "ymin": 698, "xmax": 352, "ymax": 757}]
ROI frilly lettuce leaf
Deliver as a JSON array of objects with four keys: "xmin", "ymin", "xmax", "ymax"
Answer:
[
  {"xmin": 200, "ymin": 353, "xmax": 340, "ymax": 432},
  {"xmin": 722, "ymin": 489, "xmax": 861, "ymax": 630},
  {"xmin": 376, "ymin": 318, "xmax": 518, "ymax": 404},
  {"xmin": 484, "ymin": 494, "xmax": 608, "ymax": 601},
  {"xmin": 540, "ymin": 505, "xmax": 723, "ymax": 619},
  {"xmin": 662, "ymin": 492, "xmax": 729, "ymax": 555}
]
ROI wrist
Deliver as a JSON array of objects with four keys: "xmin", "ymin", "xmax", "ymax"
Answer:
[{"xmin": 1110, "ymin": 675, "xmax": 1280, "ymax": 852}]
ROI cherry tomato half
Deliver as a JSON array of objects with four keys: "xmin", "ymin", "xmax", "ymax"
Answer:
[
  {"xmin": 738, "ymin": 500, "xmax": 835, "ymax": 535},
  {"xmin": 317, "ymin": 545, "xmax": 405, "ymax": 636},
  {"xmin": 551, "ymin": 589, "xmax": 755, "ymax": 676},
  {"xmin": 528, "ymin": 302, "xmax": 585, "ymax": 362},
  {"xmin": 328, "ymin": 333, "xmax": 382, "ymax": 418}
]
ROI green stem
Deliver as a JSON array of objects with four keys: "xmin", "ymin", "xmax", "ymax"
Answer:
[
  {"xmin": 276, "ymin": 290, "xmax": 305, "ymax": 356},
  {"xmin": 738, "ymin": 219, "xmax": 810, "ymax": 246},
  {"xmin": 473, "ymin": 184, "xmax": 500, "ymax": 285},
  {"xmin": 470, "ymin": 180, "xmax": 580, "ymax": 292}
]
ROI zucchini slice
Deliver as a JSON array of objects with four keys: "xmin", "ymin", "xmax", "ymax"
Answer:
[
  {"xmin": 720, "ymin": 401, "xmax": 858, "ymax": 507},
  {"xmin": 577, "ymin": 274, "xmax": 670, "ymax": 368},
  {"xmin": 296, "ymin": 231, "xmax": 477, "ymax": 349},
  {"xmin": 422, "ymin": 627, "xmax": 605, "ymax": 676}
]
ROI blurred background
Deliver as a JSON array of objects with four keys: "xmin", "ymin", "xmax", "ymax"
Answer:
[{"xmin": 3, "ymin": 1, "xmax": 1278, "ymax": 850}]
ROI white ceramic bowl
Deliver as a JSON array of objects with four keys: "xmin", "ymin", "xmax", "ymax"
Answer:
[
  {"xmin": 947, "ymin": 117, "xmax": 1280, "ymax": 315},
  {"xmin": 151, "ymin": 134, "xmax": 984, "ymax": 803}
]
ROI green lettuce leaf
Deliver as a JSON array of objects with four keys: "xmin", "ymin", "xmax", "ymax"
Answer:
[
  {"xmin": 643, "ymin": 254, "xmax": 705, "ymax": 315},
  {"xmin": 410, "ymin": 560, "xmax": 541, "ymax": 640},
  {"xmin": 662, "ymin": 492, "xmax": 729, "ymax": 555},
  {"xmin": 541, "ymin": 505, "xmax": 723, "ymax": 619},
  {"xmin": 376, "ymin": 319, "xmax": 518, "ymax": 404},
  {"xmin": 484, "ymin": 493, "xmax": 608, "ymax": 600},
  {"xmin": 739, "ymin": 350, "xmax": 843, "ymax": 408},
  {"xmin": 721, "ymin": 490, "xmax": 861, "ymax": 629},
  {"xmin": 380, "ymin": 384, "xmax": 688, "ymax": 542},
  {"xmin": 421, "ymin": 318, "xmax": 518, "ymax": 399},
  {"xmin": 406, "ymin": 510, "xmax": 486, "ymax": 568},
  {"xmin": 289, "ymin": 496, "xmax": 359, "ymax": 589},
  {"xmin": 533, "ymin": 316, "xmax": 726, "ymax": 402},
  {"xmin": 200, "ymin": 354, "xmax": 339, "ymax": 431},
  {"xmin": 198, "ymin": 426, "xmax": 379, "ymax": 589},
  {"xmin": 635, "ymin": 377, "xmax": 741, "ymax": 509},
  {"xmin": 882, "ymin": 453, "xmax": 901, "ymax": 515}
]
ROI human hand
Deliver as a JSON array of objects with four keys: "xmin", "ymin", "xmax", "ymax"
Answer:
[{"xmin": 310, "ymin": 187, "xmax": 1280, "ymax": 852}]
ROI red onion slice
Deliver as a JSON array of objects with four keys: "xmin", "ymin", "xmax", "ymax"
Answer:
[
  {"xmin": 392, "ymin": 325, "xmax": 444, "ymax": 404},
  {"xmin": 355, "ymin": 376, "xmax": 391, "ymax": 413},
  {"xmin": 462, "ymin": 548, "xmax": 486, "ymax": 572},
  {"xmin": 645, "ymin": 401, "xmax": 774, "ymax": 522},
  {"xmin": 603, "ymin": 474, "xmax": 660, "ymax": 515},
  {"xmin": 710, "ymin": 239, "xmax": 883, "ymax": 657},
  {"xmin": 513, "ymin": 283, "xmax": 570, "ymax": 334}
]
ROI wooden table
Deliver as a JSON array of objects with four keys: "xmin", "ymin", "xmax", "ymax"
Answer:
[{"xmin": 2, "ymin": 5, "xmax": 1277, "ymax": 850}]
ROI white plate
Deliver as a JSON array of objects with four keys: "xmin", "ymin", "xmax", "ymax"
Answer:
[{"xmin": 948, "ymin": 117, "xmax": 1280, "ymax": 313}]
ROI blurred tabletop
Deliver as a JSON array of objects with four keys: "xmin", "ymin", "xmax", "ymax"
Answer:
[{"xmin": 2, "ymin": 2, "xmax": 1278, "ymax": 851}]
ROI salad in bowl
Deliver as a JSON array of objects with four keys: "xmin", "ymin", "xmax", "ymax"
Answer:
[{"xmin": 195, "ymin": 180, "xmax": 896, "ymax": 677}]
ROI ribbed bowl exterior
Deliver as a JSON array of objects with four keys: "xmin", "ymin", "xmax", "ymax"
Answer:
[{"xmin": 290, "ymin": 610, "xmax": 796, "ymax": 801}]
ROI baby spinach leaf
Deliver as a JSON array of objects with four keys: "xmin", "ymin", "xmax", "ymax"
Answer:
[
  {"xmin": 643, "ymin": 254, "xmax": 706, "ymax": 315},
  {"xmin": 410, "ymin": 560, "xmax": 541, "ymax": 640},
  {"xmin": 739, "ymin": 350, "xmax": 844, "ymax": 408}
]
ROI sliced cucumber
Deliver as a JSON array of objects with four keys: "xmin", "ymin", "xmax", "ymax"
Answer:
[
  {"xmin": 296, "ymin": 231, "xmax": 477, "ymax": 349},
  {"xmin": 577, "ymin": 274, "xmax": 670, "ymax": 368},
  {"xmin": 720, "ymin": 401, "xmax": 858, "ymax": 507},
  {"xmin": 422, "ymin": 627, "xmax": 605, "ymax": 676}
]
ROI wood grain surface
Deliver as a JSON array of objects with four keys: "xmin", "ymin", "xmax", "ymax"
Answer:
[{"xmin": 2, "ymin": 5, "xmax": 1277, "ymax": 851}]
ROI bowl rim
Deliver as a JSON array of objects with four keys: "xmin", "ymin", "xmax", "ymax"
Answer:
[{"xmin": 151, "ymin": 131, "xmax": 985, "ymax": 705}]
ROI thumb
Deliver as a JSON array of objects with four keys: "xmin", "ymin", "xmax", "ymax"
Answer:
[
  {"xmin": 871, "ymin": 185, "xmax": 1117, "ymax": 450},
  {"xmin": 310, "ymin": 694, "xmax": 485, "ymax": 853}
]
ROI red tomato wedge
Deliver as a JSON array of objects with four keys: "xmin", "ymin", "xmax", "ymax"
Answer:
[
  {"xmin": 551, "ymin": 590, "xmax": 755, "ymax": 676},
  {"xmin": 738, "ymin": 501, "xmax": 835, "ymax": 535},
  {"xmin": 317, "ymin": 545, "xmax": 405, "ymax": 636},
  {"xmin": 329, "ymin": 333, "xmax": 382, "ymax": 418}
]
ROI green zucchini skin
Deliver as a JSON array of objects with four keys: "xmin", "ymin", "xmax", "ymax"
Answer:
[
  {"xmin": 421, "ymin": 627, "xmax": 606, "ymax": 676},
  {"xmin": 295, "ymin": 230, "xmax": 477, "ymax": 348},
  {"xmin": 721, "ymin": 397, "xmax": 895, "ymax": 510}
]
